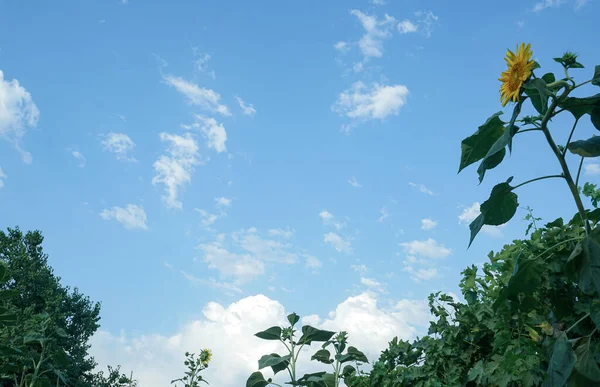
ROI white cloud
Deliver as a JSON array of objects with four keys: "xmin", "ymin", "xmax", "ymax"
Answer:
[
  {"xmin": 120, "ymin": 0, "xmax": 128, "ymax": 4},
  {"xmin": 72, "ymin": 150, "xmax": 86, "ymax": 168},
  {"xmin": 360, "ymin": 277, "xmax": 385, "ymax": 293},
  {"xmin": 0, "ymin": 70, "xmax": 39, "ymax": 163},
  {"xmin": 197, "ymin": 228, "xmax": 306, "ymax": 285},
  {"xmin": 305, "ymin": 255, "xmax": 323, "ymax": 270},
  {"xmin": 0, "ymin": 167, "xmax": 6, "ymax": 188},
  {"xmin": 350, "ymin": 10, "xmax": 396, "ymax": 59},
  {"xmin": 181, "ymin": 272, "xmax": 243, "ymax": 295},
  {"xmin": 195, "ymin": 209, "xmax": 219, "ymax": 227},
  {"xmin": 152, "ymin": 132, "xmax": 200, "ymax": 210},
  {"xmin": 400, "ymin": 238, "xmax": 451, "ymax": 259},
  {"xmin": 576, "ymin": 0, "xmax": 589, "ymax": 9},
  {"xmin": 532, "ymin": 0, "xmax": 566, "ymax": 12},
  {"xmin": 215, "ymin": 197, "xmax": 232, "ymax": 207},
  {"xmin": 100, "ymin": 204, "xmax": 148, "ymax": 230},
  {"xmin": 163, "ymin": 75, "xmax": 230, "ymax": 116},
  {"xmin": 334, "ymin": 41, "xmax": 350, "ymax": 53},
  {"xmin": 236, "ymin": 96, "xmax": 256, "ymax": 117},
  {"xmin": 397, "ymin": 20, "xmax": 418, "ymax": 34},
  {"xmin": 333, "ymin": 81, "xmax": 409, "ymax": 130},
  {"xmin": 324, "ymin": 232, "xmax": 352, "ymax": 253},
  {"xmin": 403, "ymin": 266, "xmax": 440, "ymax": 282},
  {"xmin": 585, "ymin": 163, "xmax": 600, "ymax": 176},
  {"xmin": 458, "ymin": 202, "xmax": 504, "ymax": 238},
  {"xmin": 414, "ymin": 10, "xmax": 439, "ymax": 38},
  {"xmin": 421, "ymin": 218, "xmax": 437, "ymax": 230},
  {"xmin": 102, "ymin": 132, "xmax": 136, "ymax": 162},
  {"xmin": 378, "ymin": 207, "xmax": 389, "ymax": 223},
  {"xmin": 371, "ymin": 0, "xmax": 386, "ymax": 5},
  {"xmin": 408, "ymin": 182, "xmax": 434, "ymax": 195},
  {"xmin": 319, "ymin": 210, "xmax": 346, "ymax": 230},
  {"xmin": 89, "ymin": 292, "xmax": 431, "ymax": 387},
  {"xmin": 192, "ymin": 53, "xmax": 215, "ymax": 79},
  {"xmin": 348, "ymin": 176, "xmax": 362, "ymax": 188},
  {"xmin": 182, "ymin": 115, "xmax": 227, "ymax": 153},
  {"xmin": 268, "ymin": 228, "xmax": 295, "ymax": 239},
  {"xmin": 350, "ymin": 264, "xmax": 368, "ymax": 274}
]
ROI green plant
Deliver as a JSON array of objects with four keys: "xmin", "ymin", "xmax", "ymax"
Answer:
[
  {"xmin": 247, "ymin": 312, "xmax": 367, "ymax": 387},
  {"xmin": 171, "ymin": 350, "xmax": 211, "ymax": 387}
]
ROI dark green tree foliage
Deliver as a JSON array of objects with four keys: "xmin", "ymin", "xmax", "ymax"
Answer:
[
  {"xmin": 348, "ymin": 215, "xmax": 600, "ymax": 386},
  {"xmin": 0, "ymin": 227, "xmax": 101, "ymax": 386}
]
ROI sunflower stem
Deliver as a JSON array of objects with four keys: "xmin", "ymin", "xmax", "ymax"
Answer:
[
  {"xmin": 562, "ymin": 117, "xmax": 580, "ymax": 157},
  {"xmin": 575, "ymin": 157, "xmax": 584, "ymax": 188},
  {"xmin": 512, "ymin": 175, "xmax": 564, "ymax": 190}
]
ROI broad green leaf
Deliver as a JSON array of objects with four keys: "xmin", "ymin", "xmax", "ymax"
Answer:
[
  {"xmin": 558, "ymin": 94, "xmax": 600, "ymax": 120},
  {"xmin": 469, "ymin": 214, "xmax": 485, "ymax": 248},
  {"xmin": 0, "ymin": 345, "xmax": 22, "ymax": 357},
  {"xmin": 470, "ymin": 180, "xmax": 518, "ymax": 246},
  {"xmin": 592, "ymin": 65, "xmax": 600, "ymax": 86},
  {"xmin": 477, "ymin": 147, "xmax": 506, "ymax": 184},
  {"xmin": 568, "ymin": 136, "xmax": 600, "ymax": 157},
  {"xmin": 0, "ymin": 311, "xmax": 17, "ymax": 326},
  {"xmin": 468, "ymin": 360, "xmax": 484, "ymax": 383},
  {"xmin": 337, "ymin": 346, "xmax": 368, "ymax": 364},
  {"xmin": 341, "ymin": 365, "xmax": 356, "ymax": 378},
  {"xmin": 254, "ymin": 326, "xmax": 282, "ymax": 341},
  {"xmin": 591, "ymin": 108, "xmax": 600, "ymax": 131},
  {"xmin": 54, "ymin": 327, "xmax": 68, "ymax": 338},
  {"xmin": 24, "ymin": 331, "xmax": 45, "ymax": 344},
  {"xmin": 591, "ymin": 300, "xmax": 600, "ymax": 330},
  {"xmin": 311, "ymin": 349, "xmax": 333, "ymax": 364},
  {"xmin": 258, "ymin": 353, "xmax": 291, "ymax": 373},
  {"xmin": 547, "ymin": 332, "xmax": 576, "ymax": 387},
  {"xmin": 0, "ymin": 289, "xmax": 18, "ymax": 301},
  {"xmin": 495, "ymin": 252, "xmax": 540, "ymax": 306},
  {"xmin": 287, "ymin": 312, "xmax": 300, "ymax": 327},
  {"xmin": 524, "ymin": 78, "xmax": 550, "ymax": 114},
  {"xmin": 573, "ymin": 337, "xmax": 600, "ymax": 382},
  {"xmin": 458, "ymin": 112, "xmax": 505, "ymax": 173},
  {"xmin": 52, "ymin": 348, "xmax": 70, "ymax": 367},
  {"xmin": 246, "ymin": 372, "xmax": 269, "ymax": 387},
  {"xmin": 484, "ymin": 98, "xmax": 524, "ymax": 161},
  {"xmin": 567, "ymin": 236, "xmax": 600, "ymax": 295},
  {"xmin": 297, "ymin": 326, "xmax": 336, "ymax": 345}
]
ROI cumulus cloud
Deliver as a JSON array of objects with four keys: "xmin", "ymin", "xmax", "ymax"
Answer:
[
  {"xmin": 100, "ymin": 204, "xmax": 148, "ymax": 230},
  {"xmin": 400, "ymin": 238, "xmax": 451, "ymax": 259},
  {"xmin": 0, "ymin": 70, "xmax": 39, "ymax": 163},
  {"xmin": 324, "ymin": 232, "xmax": 352, "ymax": 253},
  {"xmin": 350, "ymin": 10, "xmax": 396, "ymax": 59},
  {"xmin": 421, "ymin": 218, "xmax": 437, "ymax": 230},
  {"xmin": 458, "ymin": 202, "xmax": 505, "ymax": 238},
  {"xmin": 397, "ymin": 20, "xmax": 418, "ymax": 34},
  {"xmin": 183, "ymin": 115, "xmax": 227, "ymax": 153},
  {"xmin": 152, "ymin": 132, "xmax": 200, "ymax": 210},
  {"xmin": 0, "ymin": 167, "xmax": 6, "ymax": 188},
  {"xmin": 236, "ymin": 96, "xmax": 256, "ymax": 117},
  {"xmin": 89, "ymin": 292, "xmax": 432, "ymax": 387},
  {"xmin": 163, "ymin": 75, "xmax": 230, "ymax": 116},
  {"xmin": 102, "ymin": 132, "xmax": 136, "ymax": 162},
  {"xmin": 333, "ymin": 81, "xmax": 409, "ymax": 132},
  {"xmin": 408, "ymin": 182, "xmax": 434, "ymax": 195}
]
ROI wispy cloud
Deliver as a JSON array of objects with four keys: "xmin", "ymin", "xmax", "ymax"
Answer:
[
  {"xmin": 378, "ymin": 207, "xmax": 389, "ymax": 223},
  {"xmin": 350, "ymin": 10, "xmax": 397, "ymax": 59},
  {"xmin": 236, "ymin": 96, "xmax": 256, "ymax": 117},
  {"xmin": 319, "ymin": 210, "xmax": 346, "ymax": 230},
  {"xmin": 101, "ymin": 132, "xmax": 136, "ymax": 162},
  {"xmin": 585, "ymin": 163, "xmax": 600, "ymax": 176},
  {"xmin": 163, "ymin": 75, "xmax": 230, "ymax": 116},
  {"xmin": 0, "ymin": 167, "xmax": 6, "ymax": 189},
  {"xmin": 400, "ymin": 238, "xmax": 451, "ymax": 259},
  {"xmin": 397, "ymin": 20, "xmax": 418, "ymax": 34},
  {"xmin": 421, "ymin": 218, "xmax": 437, "ymax": 230},
  {"xmin": 182, "ymin": 115, "xmax": 227, "ymax": 153},
  {"xmin": 348, "ymin": 176, "xmax": 362, "ymax": 188},
  {"xmin": 408, "ymin": 182, "xmax": 434, "ymax": 195},
  {"xmin": 71, "ymin": 150, "xmax": 86, "ymax": 168},
  {"xmin": 100, "ymin": 204, "xmax": 148, "ymax": 230},
  {"xmin": 532, "ymin": 0, "xmax": 566, "ymax": 12},
  {"xmin": 324, "ymin": 232, "xmax": 353, "ymax": 253}
]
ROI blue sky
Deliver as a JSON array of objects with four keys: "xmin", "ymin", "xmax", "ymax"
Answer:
[{"xmin": 1, "ymin": 0, "xmax": 599, "ymax": 385}]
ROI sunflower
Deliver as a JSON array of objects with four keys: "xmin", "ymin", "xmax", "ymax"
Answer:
[
  {"xmin": 200, "ymin": 348, "xmax": 212, "ymax": 366},
  {"xmin": 499, "ymin": 43, "xmax": 535, "ymax": 107}
]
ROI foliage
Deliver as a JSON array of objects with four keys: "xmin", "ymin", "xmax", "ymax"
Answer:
[
  {"xmin": 247, "ymin": 313, "xmax": 368, "ymax": 387},
  {"xmin": 171, "ymin": 350, "xmax": 211, "ymax": 387},
  {"xmin": 91, "ymin": 365, "xmax": 138, "ymax": 387},
  {"xmin": 347, "ymin": 48, "xmax": 600, "ymax": 386}
]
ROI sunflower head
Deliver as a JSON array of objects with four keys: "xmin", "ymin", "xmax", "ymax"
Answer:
[
  {"xmin": 499, "ymin": 43, "xmax": 535, "ymax": 107},
  {"xmin": 199, "ymin": 348, "xmax": 212, "ymax": 366}
]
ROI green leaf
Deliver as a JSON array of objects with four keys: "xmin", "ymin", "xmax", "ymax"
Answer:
[
  {"xmin": 23, "ymin": 331, "xmax": 45, "ymax": 344},
  {"xmin": 0, "ymin": 289, "xmax": 18, "ymax": 301},
  {"xmin": 495, "ymin": 252, "xmax": 541, "ymax": 306},
  {"xmin": 547, "ymin": 332, "xmax": 576, "ymax": 387},
  {"xmin": 591, "ymin": 300, "xmax": 600, "ymax": 330},
  {"xmin": 311, "ymin": 349, "xmax": 333, "ymax": 364},
  {"xmin": 592, "ymin": 65, "xmax": 600, "ymax": 86},
  {"xmin": 254, "ymin": 326, "xmax": 282, "ymax": 341},
  {"xmin": 287, "ymin": 312, "xmax": 300, "ymax": 327},
  {"xmin": 468, "ymin": 360, "xmax": 484, "ymax": 383},
  {"xmin": 337, "ymin": 346, "xmax": 369, "ymax": 364},
  {"xmin": 246, "ymin": 372, "xmax": 269, "ymax": 387},
  {"xmin": 568, "ymin": 136, "xmax": 600, "ymax": 157},
  {"xmin": 0, "ymin": 311, "xmax": 17, "ymax": 326},
  {"xmin": 573, "ymin": 337, "xmax": 600, "ymax": 382},
  {"xmin": 558, "ymin": 94, "xmax": 600, "ymax": 120},
  {"xmin": 0, "ymin": 345, "xmax": 22, "ymax": 357},
  {"xmin": 469, "ymin": 180, "xmax": 518, "ymax": 246},
  {"xmin": 258, "ymin": 353, "xmax": 291, "ymax": 373},
  {"xmin": 567, "ymin": 235, "xmax": 600, "ymax": 295},
  {"xmin": 458, "ymin": 112, "xmax": 505, "ymax": 173},
  {"xmin": 0, "ymin": 263, "xmax": 6, "ymax": 282},
  {"xmin": 52, "ymin": 348, "xmax": 70, "ymax": 368},
  {"xmin": 477, "ymin": 147, "xmax": 506, "ymax": 184},
  {"xmin": 524, "ymin": 78, "xmax": 550, "ymax": 114},
  {"xmin": 297, "ymin": 326, "xmax": 336, "ymax": 345},
  {"xmin": 341, "ymin": 365, "xmax": 356, "ymax": 378},
  {"xmin": 591, "ymin": 108, "xmax": 600, "ymax": 131}
]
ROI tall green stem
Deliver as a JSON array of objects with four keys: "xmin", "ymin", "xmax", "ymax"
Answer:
[{"xmin": 512, "ymin": 175, "xmax": 564, "ymax": 190}]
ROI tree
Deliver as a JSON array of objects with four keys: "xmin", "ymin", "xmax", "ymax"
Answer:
[{"xmin": 0, "ymin": 227, "xmax": 103, "ymax": 386}]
